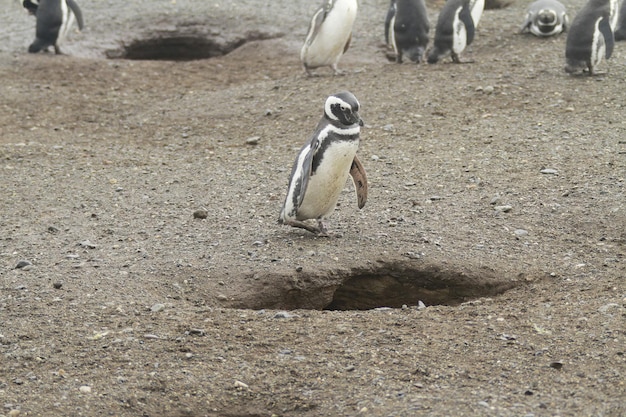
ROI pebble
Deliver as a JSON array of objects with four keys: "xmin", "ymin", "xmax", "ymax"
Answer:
[
  {"xmin": 549, "ymin": 361, "xmax": 563, "ymax": 370},
  {"xmin": 79, "ymin": 240, "xmax": 97, "ymax": 249},
  {"xmin": 371, "ymin": 155, "xmax": 380, "ymax": 161},
  {"xmin": 417, "ymin": 300, "xmax": 426, "ymax": 310},
  {"xmin": 598, "ymin": 303, "xmax": 619, "ymax": 313},
  {"xmin": 483, "ymin": 85, "xmax": 495, "ymax": 94},
  {"xmin": 514, "ymin": 229, "xmax": 528, "ymax": 237},
  {"xmin": 382, "ymin": 124, "xmax": 394, "ymax": 131},
  {"xmin": 245, "ymin": 136, "xmax": 261, "ymax": 145},
  {"xmin": 273, "ymin": 311, "xmax": 298, "ymax": 319},
  {"xmin": 53, "ymin": 282, "xmax": 63, "ymax": 289},
  {"xmin": 495, "ymin": 205, "xmax": 513, "ymax": 213},
  {"xmin": 217, "ymin": 294, "xmax": 228, "ymax": 301},
  {"xmin": 150, "ymin": 303, "xmax": 166, "ymax": 312},
  {"xmin": 540, "ymin": 168, "xmax": 558, "ymax": 175},
  {"xmin": 234, "ymin": 380, "xmax": 249, "ymax": 390},
  {"xmin": 15, "ymin": 260, "xmax": 31, "ymax": 269},
  {"xmin": 79, "ymin": 385, "xmax": 92, "ymax": 393},
  {"xmin": 193, "ymin": 209, "xmax": 208, "ymax": 219},
  {"xmin": 478, "ymin": 401, "xmax": 490, "ymax": 407},
  {"xmin": 8, "ymin": 410, "xmax": 21, "ymax": 417}
]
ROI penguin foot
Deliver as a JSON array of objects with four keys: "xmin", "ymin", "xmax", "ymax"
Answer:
[
  {"xmin": 331, "ymin": 64, "xmax": 347, "ymax": 76},
  {"xmin": 282, "ymin": 219, "xmax": 325, "ymax": 235}
]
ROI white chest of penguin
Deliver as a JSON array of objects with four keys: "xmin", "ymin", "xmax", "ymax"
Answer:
[
  {"xmin": 306, "ymin": 0, "xmax": 358, "ymax": 65},
  {"xmin": 298, "ymin": 139, "xmax": 359, "ymax": 220}
]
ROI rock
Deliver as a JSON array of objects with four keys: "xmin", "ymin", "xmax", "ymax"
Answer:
[
  {"xmin": 483, "ymin": 85, "xmax": 495, "ymax": 94},
  {"xmin": 540, "ymin": 168, "xmax": 558, "ymax": 175},
  {"xmin": 245, "ymin": 136, "xmax": 261, "ymax": 145},
  {"xmin": 549, "ymin": 361, "xmax": 563, "ymax": 370},
  {"xmin": 274, "ymin": 311, "xmax": 298, "ymax": 319},
  {"xmin": 234, "ymin": 380, "xmax": 249, "ymax": 390},
  {"xmin": 514, "ymin": 229, "xmax": 528, "ymax": 237},
  {"xmin": 193, "ymin": 209, "xmax": 208, "ymax": 219},
  {"xmin": 79, "ymin": 240, "xmax": 97, "ymax": 249},
  {"xmin": 15, "ymin": 260, "xmax": 32, "ymax": 269},
  {"xmin": 495, "ymin": 205, "xmax": 513, "ymax": 213},
  {"xmin": 8, "ymin": 410, "xmax": 21, "ymax": 417},
  {"xmin": 217, "ymin": 294, "xmax": 228, "ymax": 301},
  {"xmin": 417, "ymin": 300, "xmax": 427, "ymax": 310},
  {"xmin": 150, "ymin": 303, "xmax": 166, "ymax": 312},
  {"xmin": 79, "ymin": 385, "xmax": 92, "ymax": 393},
  {"xmin": 598, "ymin": 303, "xmax": 620, "ymax": 313},
  {"xmin": 53, "ymin": 282, "xmax": 63, "ymax": 289}
]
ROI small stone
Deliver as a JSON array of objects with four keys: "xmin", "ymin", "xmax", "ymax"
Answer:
[
  {"xmin": 514, "ymin": 229, "xmax": 528, "ymax": 237},
  {"xmin": 417, "ymin": 300, "xmax": 427, "ymax": 310},
  {"xmin": 150, "ymin": 303, "xmax": 166, "ymax": 312},
  {"xmin": 371, "ymin": 155, "xmax": 380, "ymax": 161},
  {"xmin": 79, "ymin": 240, "xmax": 97, "ymax": 249},
  {"xmin": 193, "ymin": 209, "xmax": 208, "ymax": 219},
  {"xmin": 495, "ymin": 205, "xmax": 513, "ymax": 213},
  {"xmin": 234, "ymin": 380, "xmax": 249, "ymax": 390},
  {"xmin": 8, "ymin": 410, "xmax": 21, "ymax": 417},
  {"xmin": 15, "ymin": 260, "xmax": 32, "ymax": 269},
  {"xmin": 478, "ymin": 401, "xmax": 490, "ymax": 407},
  {"xmin": 429, "ymin": 195, "xmax": 443, "ymax": 201},
  {"xmin": 274, "ymin": 311, "xmax": 298, "ymax": 319},
  {"xmin": 79, "ymin": 385, "xmax": 92, "ymax": 393},
  {"xmin": 53, "ymin": 282, "xmax": 63, "ymax": 289},
  {"xmin": 598, "ymin": 303, "xmax": 620, "ymax": 313},
  {"xmin": 47, "ymin": 226, "xmax": 59, "ymax": 234},
  {"xmin": 540, "ymin": 168, "xmax": 558, "ymax": 175},
  {"xmin": 490, "ymin": 195, "xmax": 501, "ymax": 205},
  {"xmin": 217, "ymin": 294, "xmax": 228, "ymax": 301},
  {"xmin": 549, "ymin": 361, "xmax": 563, "ymax": 370},
  {"xmin": 382, "ymin": 124, "xmax": 394, "ymax": 131},
  {"xmin": 483, "ymin": 85, "xmax": 495, "ymax": 94},
  {"xmin": 295, "ymin": 266, "xmax": 303, "ymax": 272},
  {"xmin": 245, "ymin": 136, "xmax": 261, "ymax": 145}
]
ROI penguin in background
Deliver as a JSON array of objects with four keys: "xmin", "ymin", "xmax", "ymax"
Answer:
[
  {"xmin": 614, "ymin": 0, "xmax": 626, "ymax": 40},
  {"xmin": 28, "ymin": 0, "xmax": 84, "ymax": 54},
  {"xmin": 384, "ymin": 0, "xmax": 430, "ymax": 63},
  {"xmin": 520, "ymin": 0, "xmax": 569, "ymax": 37},
  {"xmin": 608, "ymin": 0, "xmax": 619, "ymax": 31},
  {"xmin": 278, "ymin": 91, "xmax": 368, "ymax": 236},
  {"xmin": 564, "ymin": 0, "xmax": 614, "ymax": 75},
  {"xmin": 300, "ymin": 0, "xmax": 358, "ymax": 76},
  {"xmin": 427, "ymin": 0, "xmax": 485, "ymax": 63}
]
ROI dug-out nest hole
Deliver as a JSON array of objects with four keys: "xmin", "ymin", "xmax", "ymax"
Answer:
[
  {"xmin": 233, "ymin": 259, "xmax": 527, "ymax": 311},
  {"xmin": 107, "ymin": 30, "xmax": 282, "ymax": 61}
]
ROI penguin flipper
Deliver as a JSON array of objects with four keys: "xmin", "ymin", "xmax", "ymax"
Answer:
[
  {"xmin": 305, "ymin": 4, "xmax": 328, "ymax": 47},
  {"xmin": 599, "ymin": 17, "xmax": 614, "ymax": 58},
  {"xmin": 459, "ymin": 5, "xmax": 476, "ymax": 45},
  {"xmin": 520, "ymin": 14, "xmax": 532, "ymax": 33},
  {"xmin": 384, "ymin": 1, "xmax": 396, "ymax": 45},
  {"xmin": 66, "ymin": 0, "xmax": 84, "ymax": 30},
  {"xmin": 350, "ymin": 155, "xmax": 368, "ymax": 209},
  {"xmin": 343, "ymin": 32, "xmax": 352, "ymax": 54}
]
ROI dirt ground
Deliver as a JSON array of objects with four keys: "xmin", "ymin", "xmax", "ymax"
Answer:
[{"xmin": 1, "ymin": 0, "xmax": 625, "ymax": 416}]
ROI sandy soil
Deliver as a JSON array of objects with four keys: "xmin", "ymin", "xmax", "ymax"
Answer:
[{"xmin": 1, "ymin": 0, "xmax": 625, "ymax": 416}]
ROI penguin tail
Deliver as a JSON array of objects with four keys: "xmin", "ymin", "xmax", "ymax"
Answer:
[{"xmin": 28, "ymin": 39, "xmax": 46, "ymax": 53}]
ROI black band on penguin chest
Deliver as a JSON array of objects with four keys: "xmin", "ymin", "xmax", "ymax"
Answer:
[{"xmin": 311, "ymin": 133, "xmax": 359, "ymax": 174}]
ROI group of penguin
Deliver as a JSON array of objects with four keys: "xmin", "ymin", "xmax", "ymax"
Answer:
[
  {"xmin": 18, "ymin": 0, "xmax": 626, "ymax": 235},
  {"xmin": 300, "ymin": 0, "xmax": 626, "ymax": 76}
]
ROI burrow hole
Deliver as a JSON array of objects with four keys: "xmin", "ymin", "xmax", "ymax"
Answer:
[{"xmin": 107, "ymin": 31, "xmax": 281, "ymax": 61}]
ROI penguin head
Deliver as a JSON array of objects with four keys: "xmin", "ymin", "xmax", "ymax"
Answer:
[
  {"xmin": 324, "ymin": 92, "xmax": 363, "ymax": 126},
  {"xmin": 536, "ymin": 9, "xmax": 558, "ymax": 32},
  {"xmin": 407, "ymin": 46, "xmax": 426, "ymax": 63}
]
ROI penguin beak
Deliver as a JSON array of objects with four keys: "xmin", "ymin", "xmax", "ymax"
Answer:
[{"xmin": 359, "ymin": 118, "xmax": 364, "ymax": 127}]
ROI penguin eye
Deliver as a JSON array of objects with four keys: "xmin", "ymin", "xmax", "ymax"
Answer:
[{"xmin": 340, "ymin": 105, "xmax": 348, "ymax": 111}]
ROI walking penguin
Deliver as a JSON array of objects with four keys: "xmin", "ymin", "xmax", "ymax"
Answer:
[
  {"xmin": 427, "ymin": 0, "xmax": 484, "ymax": 63},
  {"xmin": 300, "ymin": 0, "xmax": 358, "ymax": 75},
  {"xmin": 564, "ymin": 0, "xmax": 614, "ymax": 74},
  {"xmin": 278, "ymin": 92, "xmax": 368, "ymax": 235},
  {"xmin": 28, "ymin": 0, "xmax": 84, "ymax": 54}
]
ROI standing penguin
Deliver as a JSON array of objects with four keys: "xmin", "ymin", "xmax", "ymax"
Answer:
[
  {"xmin": 278, "ymin": 91, "xmax": 368, "ymax": 235},
  {"xmin": 385, "ymin": 0, "xmax": 430, "ymax": 63},
  {"xmin": 614, "ymin": 0, "xmax": 626, "ymax": 40},
  {"xmin": 564, "ymin": 0, "xmax": 614, "ymax": 75},
  {"xmin": 300, "ymin": 0, "xmax": 358, "ymax": 76},
  {"xmin": 28, "ymin": 0, "xmax": 84, "ymax": 54},
  {"xmin": 427, "ymin": 0, "xmax": 484, "ymax": 63},
  {"xmin": 520, "ymin": 0, "xmax": 569, "ymax": 37}
]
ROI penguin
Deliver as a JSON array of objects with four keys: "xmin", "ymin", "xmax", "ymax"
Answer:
[
  {"xmin": 384, "ymin": 0, "xmax": 430, "ymax": 63},
  {"xmin": 608, "ymin": 0, "xmax": 619, "ymax": 31},
  {"xmin": 28, "ymin": 0, "xmax": 84, "ymax": 54},
  {"xmin": 22, "ymin": 0, "xmax": 39, "ymax": 15},
  {"xmin": 427, "ymin": 0, "xmax": 484, "ymax": 63},
  {"xmin": 520, "ymin": 0, "xmax": 569, "ymax": 37},
  {"xmin": 300, "ymin": 0, "xmax": 358, "ymax": 76},
  {"xmin": 614, "ymin": 0, "xmax": 626, "ymax": 40},
  {"xmin": 564, "ymin": 0, "xmax": 614, "ymax": 75},
  {"xmin": 278, "ymin": 91, "xmax": 368, "ymax": 235}
]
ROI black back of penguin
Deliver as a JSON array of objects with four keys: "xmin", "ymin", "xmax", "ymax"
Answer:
[
  {"xmin": 428, "ymin": 0, "xmax": 474, "ymax": 63},
  {"xmin": 614, "ymin": 0, "xmax": 626, "ymax": 40},
  {"xmin": 565, "ymin": 0, "xmax": 614, "ymax": 68},
  {"xmin": 388, "ymin": 0, "xmax": 430, "ymax": 63},
  {"xmin": 29, "ymin": 0, "xmax": 63, "ymax": 52}
]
